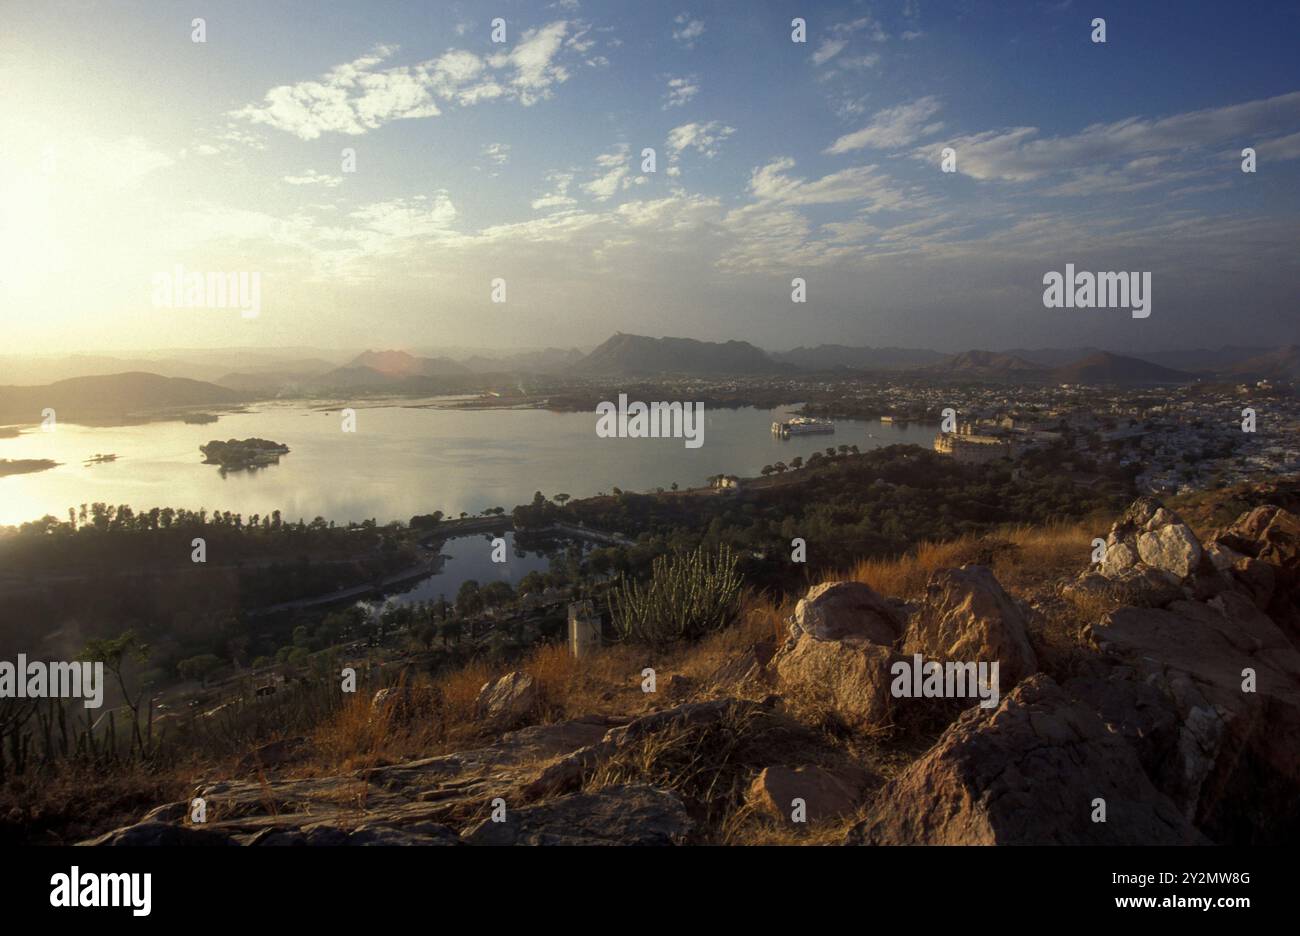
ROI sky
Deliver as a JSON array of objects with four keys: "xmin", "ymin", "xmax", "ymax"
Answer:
[{"xmin": 1, "ymin": 0, "xmax": 1298, "ymax": 355}]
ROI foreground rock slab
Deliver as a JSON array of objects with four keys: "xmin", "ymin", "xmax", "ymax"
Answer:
[
  {"xmin": 845, "ymin": 675, "xmax": 1204, "ymax": 845},
  {"xmin": 462, "ymin": 785, "xmax": 691, "ymax": 845},
  {"xmin": 1086, "ymin": 592, "xmax": 1300, "ymax": 843}
]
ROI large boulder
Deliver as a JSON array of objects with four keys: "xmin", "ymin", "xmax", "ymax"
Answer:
[
  {"xmin": 746, "ymin": 764, "xmax": 870, "ymax": 823},
  {"xmin": 475, "ymin": 671, "xmax": 539, "ymax": 728},
  {"xmin": 902, "ymin": 565, "xmax": 1038, "ymax": 689},
  {"xmin": 1086, "ymin": 591, "xmax": 1300, "ymax": 844},
  {"xmin": 791, "ymin": 581, "xmax": 904, "ymax": 644},
  {"xmin": 774, "ymin": 632, "xmax": 896, "ymax": 730},
  {"xmin": 774, "ymin": 582, "xmax": 901, "ymax": 730},
  {"xmin": 845, "ymin": 675, "xmax": 1203, "ymax": 845}
]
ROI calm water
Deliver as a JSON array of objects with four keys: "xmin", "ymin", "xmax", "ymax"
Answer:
[
  {"xmin": 378, "ymin": 531, "xmax": 580, "ymax": 608},
  {"xmin": 0, "ymin": 402, "xmax": 937, "ymax": 527}
]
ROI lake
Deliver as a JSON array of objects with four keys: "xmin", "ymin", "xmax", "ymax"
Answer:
[
  {"xmin": 376, "ymin": 530, "xmax": 584, "ymax": 608},
  {"xmin": 0, "ymin": 401, "xmax": 938, "ymax": 527}
]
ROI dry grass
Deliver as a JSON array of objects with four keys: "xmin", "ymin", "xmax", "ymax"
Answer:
[{"xmin": 848, "ymin": 521, "xmax": 1094, "ymax": 600}]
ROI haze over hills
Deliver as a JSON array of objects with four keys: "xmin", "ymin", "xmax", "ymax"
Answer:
[
  {"xmin": 1, "ymin": 335, "xmax": 1288, "ymax": 401},
  {"xmin": 575, "ymin": 333, "xmax": 789, "ymax": 377},
  {"xmin": 926, "ymin": 350, "xmax": 1044, "ymax": 377},
  {"xmin": 0, "ymin": 372, "xmax": 246, "ymax": 424},
  {"xmin": 773, "ymin": 345, "xmax": 947, "ymax": 371},
  {"xmin": 1229, "ymin": 345, "xmax": 1300, "ymax": 380},
  {"xmin": 1048, "ymin": 351, "xmax": 1193, "ymax": 385}
]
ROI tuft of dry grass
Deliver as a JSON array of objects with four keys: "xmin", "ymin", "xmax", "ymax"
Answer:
[{"xmin": 848, "ymin": 521, "xmax": 1094, "ymax": 600}]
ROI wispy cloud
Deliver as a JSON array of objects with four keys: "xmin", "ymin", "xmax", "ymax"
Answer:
[
  {"xmin": 826, "ymin": 96, "xmax": 943, "ymax": 154},
  {"xmin": 672, "ymin": 13, "xmax": 705, "ymax": 48},
  {"xmin": 232, "ymin": 24, "xmax": 586, "ymax": 140},
  {"xmin": 663, "ymin": 75, "xmax": 699, "ymax": 108}
]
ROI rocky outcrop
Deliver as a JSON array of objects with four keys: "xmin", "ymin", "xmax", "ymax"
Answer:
[
  {"xmin": 903, "ymin": 565, "xmax": 1038, "ymax": 689},
  {"xmin": 1065, "ymin": 565, "xmax": 1184, "ymax": 609},
  {"xmin": 525, "ymin": 698, "xmax": 769, "ymax": 799},
  {"xmin": 845, "ymin": 675, "xmax": 1204, "ymax": 845},
  {"xmin": 1085, "ymin": 591, "xmax": 1300, "ymax": 843},
  {"xmin": 1212, "ymin": 505, "xmax": 1300, "ymax": 639},
  {"xmin": 81, "ymin": 715, "xmax": 630, "ymax": 846},
  {"xmin": 1105, "ymin": 499, "xmax": 1203, "ymax": 576},
  {"xmin": 462, "ymin": 786, "xmax": 691, "ymax": 846},
  {"xmin": 475, "ymin": 671, "xmax": 539, "ymax": 728},
  {"xmin": 746, "ymin": 764, "xmax": 869, "ymax": 823}
]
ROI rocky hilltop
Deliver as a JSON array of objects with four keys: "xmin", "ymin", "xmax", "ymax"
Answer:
[{"xmin": 85, "ymin": 491, "xmax": 1300, "ymax": 846}]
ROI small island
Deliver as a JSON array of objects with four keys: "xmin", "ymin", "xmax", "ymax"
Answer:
[
  {"xmin": 200, "ymin": 438, "xmax": 290, "ymax": 472},
  {"xmin": 0, "ymin": 458, "xmax": 59, "ymax": 477}
]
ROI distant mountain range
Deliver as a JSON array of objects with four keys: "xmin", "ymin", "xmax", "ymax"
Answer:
[
  {"xmin": 1229, "ymin": 345, "xmax": 1300, "ymax": 380},
  {"xmin": 575, "ymin": 333, "xmax": 789, "ymax": 377},
  {"xmin": 2, "ymin": 337, "xmax": 1293, "ymax": 408},
  {"xmin": 773, "ymin": 344, "xmax": 946, "ymax": 370},
  {"xmin": 925, "ymin": 350, "xmax": 1043, "ymax": 377},
  {"xmin": 1049, "ymin": 351, "xmax": 1193, "ymax": 385},
  {"xmin": 0, "ymin": 372, "xmax": 245, "ymax": 424}
]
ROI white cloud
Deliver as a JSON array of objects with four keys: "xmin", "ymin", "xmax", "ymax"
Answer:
[
  {"xmin": 482, "ymin": 142, "xmax": 511, "ymax": 166},
  {"xmin": 663, "ymin": 76, "xmax": 699, "ymax": 108},
  {"xmin": 666, "ymin": 121, "xmax": 735, "ymax": 161},
  {"xmin": 826, "ymin": 96, "xmax": 943, "ymax": 154},
  {"xmin": 284, "ymin": 170, "xmax": 343, "ymax": 188},
  {"xmin": 933, "ymin": 90, "xmax": 1300, "ymax": 183},
  {"xmin": 233, "ymin": 26, "xmax": 585, "ymax": 139},
  {"xmin": 747, "ymin": 157, "xmax": 916, "ymax": 212},
  {"xmin": 532, "ymin": 171, "xmax": 576, "ymax": 210},
  {"xmin": 583, "ymin": 145, "xmax": 631, "ymax": 200},
  {"xmin": 672, "ymin": 13, "xmax": 705, "ymax": 48},
  {"xmin": 812, "ymin": 39, "xmax": 847, "ymax": 66}
]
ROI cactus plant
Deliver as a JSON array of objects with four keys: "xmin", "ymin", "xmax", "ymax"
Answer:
[{"xmin": 609, "ymin": 545, "xmax": 743, "ymax": 647}]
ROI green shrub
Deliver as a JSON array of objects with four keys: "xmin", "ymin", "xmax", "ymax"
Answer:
[{"xmin": 609, "ymin": 545, "xmax": 742, "ymax": 647}]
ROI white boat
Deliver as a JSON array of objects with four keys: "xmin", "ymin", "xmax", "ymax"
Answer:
[{"xmin": 772, "ymin": 416, "xmax": 835, "ymax": 437}]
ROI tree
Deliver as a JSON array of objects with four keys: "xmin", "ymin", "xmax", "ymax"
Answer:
[
  {"xmin": 439, "ymin": 618, "xmax": 463, "ymax": 648},
  {"xmin": 83, "ymin": 630, "xmax": 150, "ymax": 752},
  {"xmin": 554, "ymin": 493, "xmax": 570, "ymax": 507},
  {"xmin": 481, "ymin": 580, "xmax": 515, "ymax": 608},
  {"xmin": 456, "ymin": 580, "xmax": 483, "ymax": 617},
  {"xmin": 177, "ymin": 654, "xmax": 223, "ymax": 687}
]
